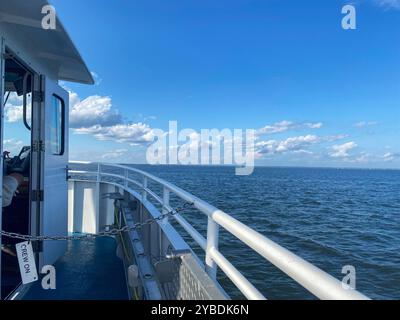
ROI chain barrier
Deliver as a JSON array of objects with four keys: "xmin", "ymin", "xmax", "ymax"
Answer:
[{"xmin": 0, "ymin": 202, "xmax": 194, "ymax": 242}]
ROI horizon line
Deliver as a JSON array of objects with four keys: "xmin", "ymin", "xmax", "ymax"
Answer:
[{"xmin": 82, "ymin": 161, "xmax": 400, "ymax": 171}]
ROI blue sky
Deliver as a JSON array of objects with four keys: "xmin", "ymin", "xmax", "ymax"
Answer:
[{"xmin": 4, "ymin": 0, "xmax": 400, "ymax": 168}]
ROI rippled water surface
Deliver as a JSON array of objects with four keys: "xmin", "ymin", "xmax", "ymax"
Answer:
[{"xmin": 128, "ymin": 165, "xmax": 400, "ymax": 300}]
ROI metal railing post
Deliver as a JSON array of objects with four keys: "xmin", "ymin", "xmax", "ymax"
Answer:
[
  {"xmin": 160, "ymin": 187, "xmax": 171, "ymax": 257},
  {"xmin": 142, "ymin": 176, "xmax": 147, "ymax": 202},
  {"xmin": 96, "ymin": 163, "xmax": 101, "ymax": 182},
  {"xmin": 205, "ymin": 217, "xmax": 219, "ymax": 280},
  {"xmin": 162, "ymin": 187, "xmax": 170, "ymax": 223},
  {"xmin": 124, "ymin": 169, "xmax": 128, "ymax": 187},
  {"xmin": 140, "ymin": 176, "xmax": 147, "ymax": 224},
  {"xmin": 95, "ymin": 163, "xmax": 101, "ymax": 233}
]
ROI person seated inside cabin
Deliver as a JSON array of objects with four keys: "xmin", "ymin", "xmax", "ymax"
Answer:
[
  {"xmin": 3, "ymin": 173, "xmax": 24, "ymax": 208},
  {"xmin": 1, "ymin": 172, "xmax": 24, "ymax": 257}
]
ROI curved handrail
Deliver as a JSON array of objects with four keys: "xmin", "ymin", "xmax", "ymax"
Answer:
[{"xmin": 68, "ymin": 161, "xmax": 370, "ymax": 300}]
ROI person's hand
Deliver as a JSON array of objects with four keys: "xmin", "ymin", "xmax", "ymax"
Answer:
[
  {"xmin": 9, "ymin": 173, "xmax": 24, "ymax": 186},
  {"xmin": 1, "ymin": 245, "xmax": 16, "ymax": 257}
]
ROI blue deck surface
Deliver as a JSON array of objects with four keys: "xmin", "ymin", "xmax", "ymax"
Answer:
[{"xmin": 23, "ymin": 236, "xmax": 129, "ymax": 300}]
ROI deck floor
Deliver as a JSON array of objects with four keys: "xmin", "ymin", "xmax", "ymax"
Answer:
[{"xmin": 23, "ymin": 236, "xmax": 129, "ymax": 300}]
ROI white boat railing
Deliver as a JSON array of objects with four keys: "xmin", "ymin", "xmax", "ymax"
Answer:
[{"xmin": 68, "ymin": 161, "xmax": 369, "ymax": 300}]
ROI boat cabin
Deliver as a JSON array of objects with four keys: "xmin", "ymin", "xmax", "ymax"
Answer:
[
  {"xmin": 0, "ymin": 0, "xmax": 369, "ymax": 301},
  {"xmin": 0, "ymin": 0, "xmax": 93, "ymax": 299}
]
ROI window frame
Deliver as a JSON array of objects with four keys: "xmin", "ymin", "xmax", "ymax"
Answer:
[{"xmin": 51, "ymin": 94, "xmax": 65, "ymax": 156}]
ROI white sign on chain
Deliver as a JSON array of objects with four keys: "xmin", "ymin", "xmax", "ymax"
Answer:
[{"xmin": 15, "ymin": 241, "xmax": 39, "ymax": 284}]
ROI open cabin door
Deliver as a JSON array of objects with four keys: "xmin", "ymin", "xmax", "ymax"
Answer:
[
  {"xmin": 39, "ymin": 77, "xmax": 69, "ymax": 267},
  {"xmin": 0, "ymin": 38, "xmax": 5, "ymax": 299}
]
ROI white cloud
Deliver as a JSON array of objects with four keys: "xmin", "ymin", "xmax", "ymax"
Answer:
[
  {"xmin": 382, "ymin": 152, "xmax": 399, "ymax": 162},
  {"xmin": 354, "ymin": 152, "xmax": 371, "ymax": 163},
  {"xmin": 5, "ymin": 105, "xmax": 23, "ymax": 123},
  {"xmin": 256, "ymin": 135, "xmax": 320, "ymax": 155},
  {"xmin": 90, "ymin": 71, "xmax": 103, "ymax": 86},
  {"xmin": 329, "ymin": 142, "xmax": 357, "ymax": 158},
  {"xmin": 4, "ymin": 92, "xmax": 30, "ymax": 123},
  {"xmin": 4, "ymin": 89, "xmax": 120, "ymax": 130},
  {"xmin": 74, "ymin": 123, "xmax": 154, "ymax": 145},
  {"xmin": 69, "ymin": 148, "xmax": 146, "ymax": 163},
  {"xmin": 293, "ymin": 149, "xmax": 314, "ymax": 155},
  {"xmin": 66, "ymin": 88, "xmax": 157, "ymax": 146},
  {"xmin": 257, "ymin": 120, "xmax": 293, "ymax": 135},
  {"xmin": 255, "ymin": 132, "xmax": 349, "ymax": 157},
  {"xmin": 354, "ymin": 121, "xmax": 378, "ymax": 128},
  {"xmin": 305, "ymin": 122, "xmax": 323, "ymax": 129},
  {"xmin": 101, "ymin": 149, "xmax": 128, "ymax": 160},
  {"xmin": 325, "ymin": 134, "xmax": 349, "ymax": 142},
  {"xmin": 374, "ymin": 0, "xmax": 400, "ymax": 9},
  {"xmin": 257, "ymin": 120, "xmax": 323, "ymax": 135},
  {"xmin": 3, "ymin": 138, "xmax": 24, "ymax": 153},
  {"xmin": 5, "ymin": 92, "xmax": 23, "ymax": 106},
  {"xmin": 69, "ymin": 92, "xmax": 122, "ymax": 129}
]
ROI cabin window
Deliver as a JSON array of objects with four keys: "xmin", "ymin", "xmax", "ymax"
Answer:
[{"xmin": 51, "ymin": 95, "xmax": 65, "ymax": 155}]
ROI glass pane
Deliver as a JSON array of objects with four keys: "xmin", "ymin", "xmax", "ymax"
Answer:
[{"xmin": 51, "ymin": 95, "xmax": 64, "ymax": 155}]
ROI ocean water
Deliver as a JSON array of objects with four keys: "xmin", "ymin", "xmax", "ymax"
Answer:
[{"xmin": 128, "ymin": 165, "xmax": 400, "ymax": 300}]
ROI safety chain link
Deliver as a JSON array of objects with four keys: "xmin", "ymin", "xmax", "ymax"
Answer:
[{"xmin": 0, "ymin": 202, "xmax": 194, "ymax": 242}]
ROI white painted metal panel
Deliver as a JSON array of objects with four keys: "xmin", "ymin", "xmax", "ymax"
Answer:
[
  {"xmin": 68, "ymin": 182, "xmax": 116, "ymax": 235},
  {"xmin": 0, "ymin": 37, "xmax": 5, "ymax": 299},
  {"xmin": 67, "ymin": 181, "xmax": 74, "ymax": 233},
  {"xmin": 98, "ymin": 184, "xmax": 115, "ymax": 230},
  {"xmin": 40, "ymin": 78, "xmax": 69, "ymax": 266},
  {"xmin": 73, "ymin": 182, "xmax": 98, "ymax": 234}
]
